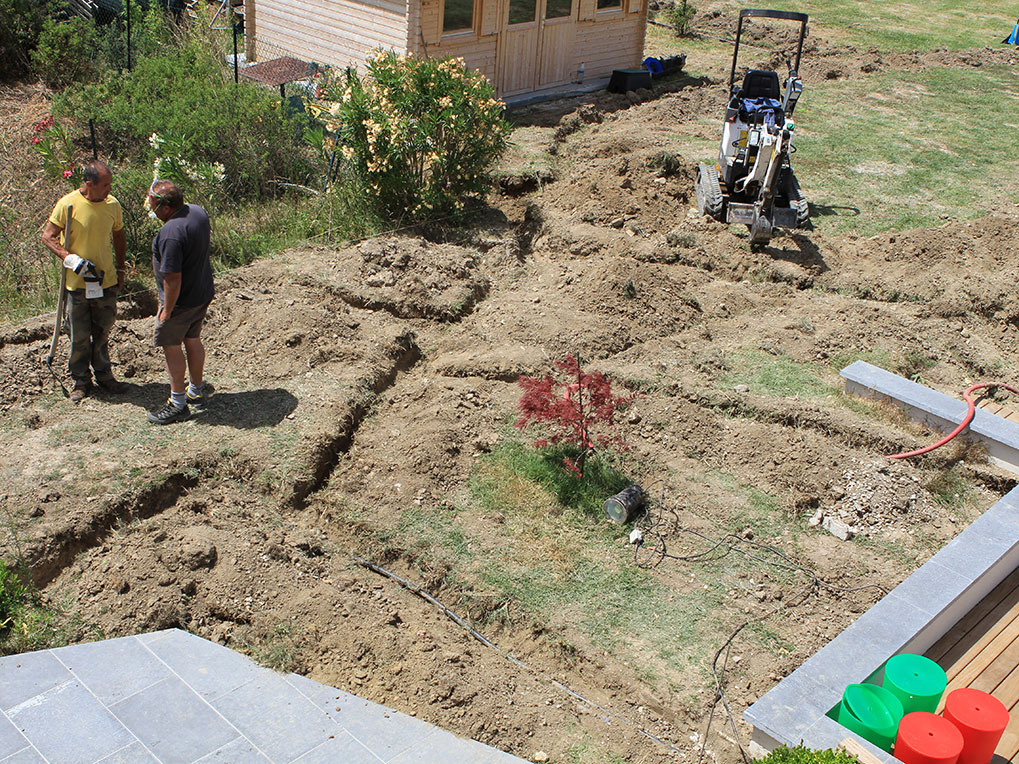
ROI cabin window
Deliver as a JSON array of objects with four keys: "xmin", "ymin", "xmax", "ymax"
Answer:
[
  {"xmin": 443, "ymin": 0, "xmax": 474, "ymax": 33},
  {"xmin": 596, "ymin": 0, "xmax": 620, "ymax": 10},
  {"xmin": 545, "ymin": 0, "xmax": 572, "ymax": 19},
  {"xmin": 508, "ymin": 0, "xmax": 536, "ymax": 24}
]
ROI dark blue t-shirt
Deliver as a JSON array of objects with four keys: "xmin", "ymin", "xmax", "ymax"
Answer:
[{"xmin": 152, "ymin": 204, "xmax": 215, "ymax": 309}]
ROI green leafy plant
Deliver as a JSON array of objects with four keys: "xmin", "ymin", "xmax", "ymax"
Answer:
[
  {"xmin": 0, "ymin": 560, "xmax": 27, "ymax": 632},
  {"xmin": 30, "ymin": 16, "xmax": 101, "ymax": 87},
  {"xmin": 516, "ymin": 355, "xmax": 634, "ymax": 477},
  {"xmin": 149, "ymin": 131, "xmax": 226, "ymax": 212},
  {"xmin": 326, "ymin": 51, "xmax": 511, "ymax": 222},
  {"xmin": 30, "ymin": 115, "xmax": 82, "ymax": 188},
  {"xmin": 56, "ymin": 35, "xmax": 316, "ymax": 200},
  {"xmin": 0, "ymin": 0, "xmax": 57, "ymax": 79},
  {"xmin": 659, "ymin": 0, "xmax": 696, "ymax": 36},
  {"xmin": 757, "ymin": 744, "xmax": 859, "ymax": 764}
]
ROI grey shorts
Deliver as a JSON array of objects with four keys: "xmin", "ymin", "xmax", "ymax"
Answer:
[{"xmin": 153, "ymin": 301, "xmax": 210, "ymax": 347}]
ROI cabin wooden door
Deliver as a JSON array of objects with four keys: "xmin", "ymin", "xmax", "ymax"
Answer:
[{"xmin": 497, "ymin": 0, "xmax": 576, "ymax": 96}]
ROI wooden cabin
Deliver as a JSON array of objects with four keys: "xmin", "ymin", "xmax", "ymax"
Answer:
[{"xmin": 241, "ymin": 0, "xmax": 648, "ymax": 98}]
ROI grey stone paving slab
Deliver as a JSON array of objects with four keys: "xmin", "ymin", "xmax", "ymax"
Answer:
[
  {"xmin": 289, "ymin": 733, "xmax": 383, "ymax": 764},
  {"xmin": 95, "ymin": 742, "xmax": 160, "ymax": 763},
  {"xmin": 285, "ymin": 673, "xmax": 437, "ymax": 761},
  {"xmin": 0, "ymin": 630, "xmax": 529, "ymax": 764},
  {"xmin": 391, "ymin": 729, "xmax": 513, "ymax": 764},
  {"xmin": 54, "ymin": 635, "xmax": 172, "ymax": 706},
  {"xmin": 0, "ymin": 748, "xmax": 46, "ymax": 764},
  {"xmin": 0, "ymin": 650, "xmax": 71, "ymax": 711},
  {"xmin": 192, "ymin": 737, "xmax": 272, "ymax": 763},
  {"xmin": 142, "ymin": 629, "xmax": 264, "ymax": 702},
  {"xmin": 109, "ymin": 675, "xmax": 240, "ymax": 764},
  {"xmin": 211, "ymin": 671, "xmax": 335, "ymax": 763},
  {"xmin": 0, "ymin": 714, "xmax": 29, "ymax": 759},
  {"xmin": 8, "ymin": 680, "xmax": 135, "ymax": 764}
]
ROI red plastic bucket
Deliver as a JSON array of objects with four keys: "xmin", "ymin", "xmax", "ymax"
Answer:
[
  {"xmin": 894, "ymin": 711, "xmax": 964, "ymax": 764},
  {"xmin": 943, "ymin": 688, "xmax": 1009, "ymax": 764}
]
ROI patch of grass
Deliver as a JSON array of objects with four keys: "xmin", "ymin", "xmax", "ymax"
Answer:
[
  {"xmin": 0, "ymin": 560, "xmax": 27, "ymax": 631},
  {"xmin": 243, "ymin": 621, "xmax": 300, "ymax": 672},
  {"xmin": 899, "ymin": 349, "xmax": 939, "ymax": 381},
  {"xmin": 758, "ymin": 0, "xmax": 1013, "ymax": 53},
  {"xmin": 707, "ymin": 471, "xmax": 801, "ymax": 545},
  {"xmin": 0, "ymin": 569, "xmax": 96, "ymax": 656},
  {"xmin": 476, "ymin": 441, "xmax": 632, "ymax": 519},
  {"xmin": 396, "ymin": 505, "xmax": 474, "ymax": 567},
  {"xmin": 828, "ymin": 348, "xmax": 896, "ymax": 374},
  {"xmin": 562, "ymin": 741, "xmax": 629, "ymax": 764},
  {"xmin": 795, "ymin": 66, "xmax": 1019, "ymax": 236},
  {"xmin": 924, "ymin": 467, "xmax": 971, "ymax": 509},
  {"xmin": 719, "ymin": 349, "xmax": 836, "ymax": 399}
]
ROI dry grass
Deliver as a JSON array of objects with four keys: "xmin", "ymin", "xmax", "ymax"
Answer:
[{"xmin": 0, "ymin": 81, "xmax": 69, "ymax": 324}]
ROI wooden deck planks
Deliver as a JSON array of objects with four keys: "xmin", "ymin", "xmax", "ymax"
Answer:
[
  {"xmin": 977, "ymin": 398, "xmax": 1019, "ymax": 425},
  {"xmin": 926, "ymin": 568, "xmax": 1019, "ymax": 760},
  {"xmin": 929, "ymin": 567, "xmax": 1019, "ymax": 666}
]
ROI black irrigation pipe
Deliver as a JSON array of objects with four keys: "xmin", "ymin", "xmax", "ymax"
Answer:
[
  {"xmin": 630, "ymin": 491, "xmax": 889, "ymax": 764},
  {"xmin": 351, "ymin": 556, "xmax": 688, "ymax": 757}
]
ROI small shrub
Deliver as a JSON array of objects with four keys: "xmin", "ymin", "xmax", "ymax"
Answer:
[
  {"xmin": 0, "ymin": 560, "xmax": 27, "ymax": 632},
  {"xmin": 56, "ymin": 36, "xmax": 316, "ymax": 200},
  {"xmin": 327, "ymin": 51, "xmax": 511, "ymax": 222},
  {"xmin": 150, "ymin": 131, "xmax": 226, "ymax": 212},
  {"xmin": 516, "ymin": 355, "xmax": 634, "ymax": 477},
  {"xmin": 31, "ymin": 16, "xmax": 101, "ymax": 88},
  {"xmin": 659, "ymin": 0, "xmax": 696, "ymax": 36},
  {"xmin": 758, "ymin": 744, "xmax": 859, "ymax": 764},
  {"xmin": 0, "ymin": 0, "xmax": 55, "ymax": 79},
  {"xmin": 30, "ymin": 115, "xmax": 83, "ymax": 188}
]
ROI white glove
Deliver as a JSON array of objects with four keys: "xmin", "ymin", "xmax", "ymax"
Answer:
[{"xmin": 64, "ymin": 254, "xmax": 100, "ymax": 280}]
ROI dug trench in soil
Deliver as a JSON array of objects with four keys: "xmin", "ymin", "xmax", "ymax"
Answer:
[{"xmin": 5, "ymin": 32, "xmax": 1019, "ymax": 764}]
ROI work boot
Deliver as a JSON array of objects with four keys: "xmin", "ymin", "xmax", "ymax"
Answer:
[
  {"xmin": 70, "ymin": 384, "xmax": 89, "ymax": 403},
  {"xmin": 146, "ymin": 399, "xmax": 191, "ymax": 425},
  {"xmin": 96, "ymin": 377, "xmax": 127, "ymax": 394}
]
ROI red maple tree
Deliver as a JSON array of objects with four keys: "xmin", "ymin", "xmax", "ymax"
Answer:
[{"xmin": 515, "ymin": 355, "xmax": 634, "ymax": 476}]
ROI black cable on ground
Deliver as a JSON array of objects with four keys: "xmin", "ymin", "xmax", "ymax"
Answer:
[
  {"xmin": 351, "ymin": 555, "xmax": 688, "ymax": 757},
  {"xmin": 628, "ymin": 488, "xmax": 889, "ymax": 764}
]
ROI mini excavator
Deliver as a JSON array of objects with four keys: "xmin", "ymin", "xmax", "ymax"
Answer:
[{"xmin": 696, "ymin": 9, "xmax": 810, "ymax": 249}]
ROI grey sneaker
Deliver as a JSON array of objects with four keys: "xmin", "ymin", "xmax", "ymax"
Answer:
[
  {"xmin": 146, "ymin": 399, "xmax": 191, "ymax": 425},
  {"xmin": 185, "ymin": 389, "xmax": 206, "ymax": 409}
]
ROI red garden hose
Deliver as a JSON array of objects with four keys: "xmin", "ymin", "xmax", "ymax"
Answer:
[{"xmin": 888, "ymin": 382, "xmax": 1019, "ymax": 459}]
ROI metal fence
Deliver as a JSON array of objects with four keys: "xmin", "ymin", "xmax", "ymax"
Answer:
[{"xmin": 67, "ymin": 0, "xmax": 318, "ymax": 106}]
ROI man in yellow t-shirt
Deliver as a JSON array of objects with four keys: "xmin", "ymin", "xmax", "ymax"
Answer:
[{"xmin": 41, "ymin": 161, "xmax": 128, "ymax": 403}]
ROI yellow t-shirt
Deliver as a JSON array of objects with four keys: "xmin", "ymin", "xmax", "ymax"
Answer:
[{"xmin": 48, "ymin": 189, "xmax": 124, "ymax": 291}]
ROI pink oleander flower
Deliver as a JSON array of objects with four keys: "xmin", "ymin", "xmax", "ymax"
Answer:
[
  {"xmin": 63, "ymin": 169, "xmax": 73, "ymax": 178},
  {"xmin": 31, "ymin": 135, "xmax": 40, "ymax": 144}
]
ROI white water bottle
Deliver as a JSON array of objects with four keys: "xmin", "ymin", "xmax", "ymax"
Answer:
[{"xmin": 577, "ymin": 62, "xmax": 585, "ymax": 84}]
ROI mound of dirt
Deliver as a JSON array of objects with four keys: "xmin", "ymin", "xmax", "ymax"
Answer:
[{"xmin": 5, "ymin": 33, "xmax": 1019, "ymax": 764}]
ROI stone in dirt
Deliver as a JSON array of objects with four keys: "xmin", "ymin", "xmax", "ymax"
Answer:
[{"xmin": 822, "ymin": 515, "xmax": 855, "ymax": 541}]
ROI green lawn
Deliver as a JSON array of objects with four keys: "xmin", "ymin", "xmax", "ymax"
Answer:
[
  {"xmin": 709, "ymin": 0, "xmax": 1015, "ymax": 52},
  {"xmin": 795, "ymin": 65, "xmax": 1019, "ymax": 234}
]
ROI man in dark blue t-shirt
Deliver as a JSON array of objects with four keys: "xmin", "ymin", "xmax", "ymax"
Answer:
[{"xmin": 146, "ymin": 180, "xmax": 215, "ymax": 425}]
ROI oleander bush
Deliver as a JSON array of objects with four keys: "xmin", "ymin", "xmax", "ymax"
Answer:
[{"xmin": 325, "ymin": 51, "xmax": 510, "ymax": 222}]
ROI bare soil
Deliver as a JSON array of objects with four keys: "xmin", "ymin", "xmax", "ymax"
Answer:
[{"xmin": 4, "ymin": 19, "xmax": 1019, "ymax": 764}]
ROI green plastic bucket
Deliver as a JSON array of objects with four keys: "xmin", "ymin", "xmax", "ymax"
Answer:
[
  {"xmin": 883, "ymin": 653, "xmax": 947, "ymax": 715},
  {"xmin": 837, "ymin": 683, "xmax": 904, "ymax": 752}
]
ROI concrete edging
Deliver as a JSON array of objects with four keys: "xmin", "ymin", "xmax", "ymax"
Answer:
[{"xmin": 743, "ymin": 363, "xmax": 1019, "ymax": 759}]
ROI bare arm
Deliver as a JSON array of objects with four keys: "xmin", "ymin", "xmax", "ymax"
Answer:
[
  {"xmin": 41, "ymin": 221, "xmax": 72, "ymax": 263},
  {"xmin": 160, "ymin": 272, "xmax": 182, "ymax": 322},
  {"xmin": 113, "ymin": 228, "xmax": 127, "ymax": 289}
]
